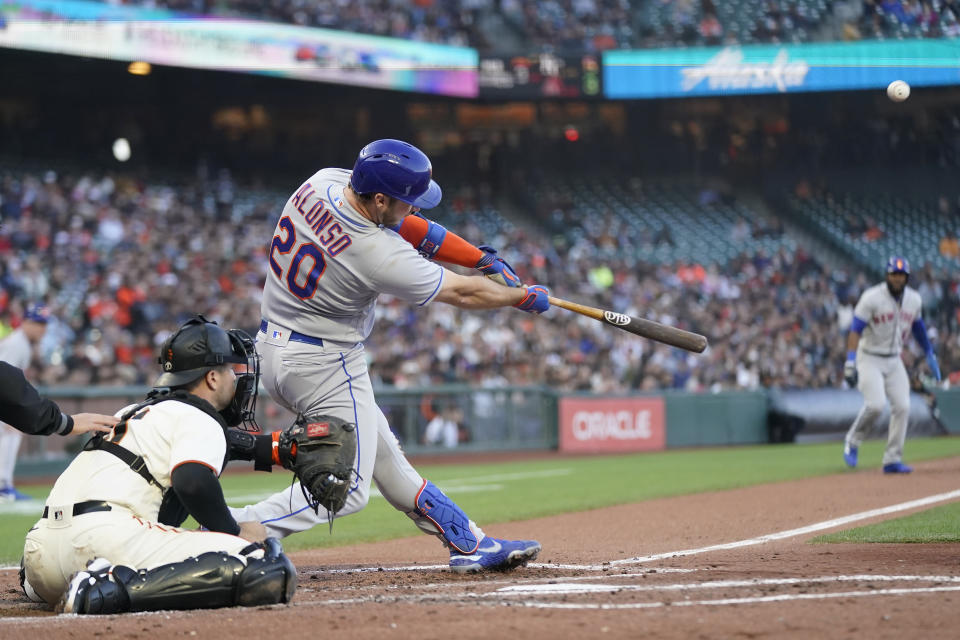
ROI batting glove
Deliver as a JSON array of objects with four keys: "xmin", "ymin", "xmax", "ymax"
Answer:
[
  {"xmin": 843, "ymin": 353, "xmax": 858, "ymax": 388},
  {"xmin": 926, "ymin": 351, "xmax": 942, "ymax": 382},
  {"xmin": 476, "ymin": 245, "xmax": 521, "ymax": 288},
  {"xmin": 514, "ymin": 285, "xmax": 550, "ymax": 314}
]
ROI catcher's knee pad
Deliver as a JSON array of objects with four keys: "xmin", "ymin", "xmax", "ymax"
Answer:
[
  {"xmin": 19, "ymin": 556, "xmax": 44, "ymax": 603},
  {"xmin": 414, "ymin": 480, "xmax": 479, "ymax": 554},
  {"xmin": 236, "ymin": 537, "xmax": 297, "ymax": 606},
  {"xmin": 283, "ymin": 413, "xmax": 357, "ymax": 515}
]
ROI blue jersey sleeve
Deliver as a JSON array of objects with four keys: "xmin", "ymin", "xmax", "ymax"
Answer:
[
  {"xmin": 911, "ymin": 318, "xmax": 933, "ymax": 353},
  {"xmin": 850, "ymin": 316, "xmax": 868, "ymax": 334}
]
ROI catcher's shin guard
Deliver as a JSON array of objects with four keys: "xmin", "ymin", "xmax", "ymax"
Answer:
[
  {"xmin": 63, "ymin": 539, "xmax": 297, "ymax": 614},
  {"xmin": 412, "ymin": 480, "xmax": 481, "ymax": 554}
]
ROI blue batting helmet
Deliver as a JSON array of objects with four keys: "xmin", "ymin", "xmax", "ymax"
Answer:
[
  {"xmin": 886, "ymin": 256, "xmax": 910, "ymax": 275},
  {"xmin": 349, "ymin": 139, "xmax": 442, "ymax": 209}
]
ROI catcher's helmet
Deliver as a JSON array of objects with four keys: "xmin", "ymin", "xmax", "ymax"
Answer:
[
  {"xmin": 156, "ymin": 315, "xmax": 252, "ymax": 387},
  {"xmin": 155, "ymin": 315, "xmax": 260, "ymax": 429},
  {"xmin": 886, "ymin": 255, "xmax": 910, "ymax": 275},
  {"xmin": 349, "ymin": 139, "xmax": 442, "ymax": 209}
]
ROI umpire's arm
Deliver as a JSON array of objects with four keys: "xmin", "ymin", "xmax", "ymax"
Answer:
[
  {"xmin": 0, "ymin": 361, "xmax": 116, "ymax": 436},
  {"xmin": 0, "ymin": 361, "xmax": 73, "ymax": 435}
]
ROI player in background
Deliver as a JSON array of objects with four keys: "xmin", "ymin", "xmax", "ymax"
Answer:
[
  {"xmin": 842, "ymin": 256, "xmax": 941, "ymax": 473},
  {"xmin": 229, "ymin": 139, "xmax": 549, "ymax": 572},
  {"xmin": 0, "ymin": 305, "xmax": 116, "ymax": 502},
  {"xmin": 21, "ymin": 316, "xmax": 296, "ymax": 614}
]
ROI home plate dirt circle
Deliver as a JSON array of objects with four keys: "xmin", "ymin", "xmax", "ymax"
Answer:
[{"xmin": 2, "ymin": 457, "xmax": 960, "ymax": 639}]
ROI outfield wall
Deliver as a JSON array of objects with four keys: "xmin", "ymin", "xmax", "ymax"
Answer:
[{"xmin": 13, "ymin": 386, "xmax": 959, "ymax": 477}]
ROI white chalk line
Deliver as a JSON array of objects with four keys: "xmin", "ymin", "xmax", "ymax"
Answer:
[
  {"xmin": 299, "ymin": 568, "xmax": 695, "ymax": 594},
  {"xmin": 494, "ymin": 574, "xmax": 960, "ymax": 595},
  {"xmin": 5, "ymin": 578, "xmax": 957, "ymax": 624},
  {"xmin": 518, "ymin": 585, "xmax": 960, "ymax": 610},
  {"xmin": 2, "ymin": 488, "xmax": 960, "ymax": 619},
  {"xmin": 607, "ymin": 487, "xmax": 960, "ymax": 567},
  {"xmin": 4, "ymin": 487, "xmax": 960, "ymax": 574}
]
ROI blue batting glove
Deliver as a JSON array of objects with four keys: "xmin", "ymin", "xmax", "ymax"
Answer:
[
  {"xmin": 514, "ymin": 285, "xmax": 550, "ymax": 314},
  {"xmin": 926, "ymin": 351, "xmax": 941, "ymax": 382},
  {"xmin": 476, "ymin": 245, "xmax": 521, "ymax": 288}
]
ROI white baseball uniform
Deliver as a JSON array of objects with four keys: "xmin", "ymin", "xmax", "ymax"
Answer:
[
  {"xmin": 0, "ymin": 329, "xmax": 32, "ymax": 489},
  {"xmin": 844, "ymin": 283, "xmax": 923, "ymax": 465},
  {"xmin": 230, "ymin": 169, "xmax": 486, "ymax": 543},
  {"xmin": 23, "ymin": 399, "xmax": 261, "ymax": 604}
]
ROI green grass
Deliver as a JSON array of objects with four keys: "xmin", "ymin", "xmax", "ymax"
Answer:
[
  {"xmin": 3, "ymin": 436, "xmax": 960, "ymax": 564},
  {"xmin": 812, "ymin": 501, "xmax": 960, "ymax": 544}
]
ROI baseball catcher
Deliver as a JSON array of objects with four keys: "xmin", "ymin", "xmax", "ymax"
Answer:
[{"xmin": 21, "ymin": 316, "xmax": 296, "ymax": 614}]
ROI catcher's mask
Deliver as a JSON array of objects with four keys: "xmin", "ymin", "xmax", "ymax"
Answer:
[{"xmin": 155, "ymin": 315, "xmax": 261, "ymax": 430}]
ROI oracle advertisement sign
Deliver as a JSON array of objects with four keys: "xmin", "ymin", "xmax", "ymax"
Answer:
[{"xmin": 559, "ymin": 397, "xmax": 665, "ymax": 453}]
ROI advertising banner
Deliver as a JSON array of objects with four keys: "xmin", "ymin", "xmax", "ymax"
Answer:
[
  {"xmin": 0, "ymin": 0, "xmax": 478, "ymax": 96},
  {"xmin": 604, "ymin": 39, "xmax": 960, "ymax": 99},
  {"xmin": 559, "ymin": 396, "xmax": 666, "ymax": 453}
]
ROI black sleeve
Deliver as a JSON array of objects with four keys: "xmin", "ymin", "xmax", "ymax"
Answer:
[
  {"xmin": 169, "ymin": 462, "xmax": 241, "ymax": 535},
  {"xmin": 0, "ymin": 361, "xmax": 73, "ymax": 436},
  {"xmin": 226, "ymin": 429, "xmax": 275, "ymax": 472}
]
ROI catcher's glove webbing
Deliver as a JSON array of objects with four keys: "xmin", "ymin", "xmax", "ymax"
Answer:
[{"xmin": 275, "ymin": 414, "xmax": 357, "ymax": 519}]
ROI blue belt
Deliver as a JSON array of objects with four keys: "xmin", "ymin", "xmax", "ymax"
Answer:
[{"xmin": 260, "ymin": 320, "xmax": 324, "ymax": 346}]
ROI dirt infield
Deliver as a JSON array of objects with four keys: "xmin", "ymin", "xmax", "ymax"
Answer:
[{"xmin": 3, "ymin": 456, "xmax": 960, "ymax": 639}]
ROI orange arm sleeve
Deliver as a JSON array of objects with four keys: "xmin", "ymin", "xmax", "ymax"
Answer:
[{"xmin": 398, "ymin": 215, "xmax": 483, "ymax": 268}]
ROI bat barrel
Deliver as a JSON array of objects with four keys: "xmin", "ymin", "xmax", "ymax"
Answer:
[
  {"xmin": 621, "ymin": 314, "xmax": 708, "ymax": 353},
  {"xmin": 547, "ymin": 296, "xmax": 708, "ymax": 353}
]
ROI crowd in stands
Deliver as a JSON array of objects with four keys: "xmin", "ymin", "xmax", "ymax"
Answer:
[
  {"xmin": 852, "ymin": 0, "xmax": 960, "ymax": 39},
  {"xmin": 2, "ymin": 166, "xmax": 959, "ymax": 396},
  {"xmin": 92, "ymin": 0, "xmax": 956, "ymax": 53}
]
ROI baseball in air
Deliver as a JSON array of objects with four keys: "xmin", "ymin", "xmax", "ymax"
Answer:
[{"xmin": 887, "ymin": 80, "xmax": 910, "ymax": 102}]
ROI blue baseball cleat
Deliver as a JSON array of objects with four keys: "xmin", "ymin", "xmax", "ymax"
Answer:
[
  {"xmin": 0, "ymin": 486, "xmax": 34, "ymax": 502},
  {"xmin": 843, "ymin": 444, "xmax": 858, "ymax": 468},
  {"xmin": 449, "ymin": 537, "xmax": 541, "ymax": 573},
  {"xmin": 883, "ymin": 462, "xmax": 913, "ymax": 474}
]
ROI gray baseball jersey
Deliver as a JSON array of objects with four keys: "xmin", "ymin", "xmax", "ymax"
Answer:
[
  {"xmin": 231, "ymin": 169, "xmax": 487, "ymax": 547},
  {"xmin": 853, "ymin": 283, "xmax": 923, "ymax": 356},
  {"xmin": 0, "ymin": 329, "xmax": 32, "ymax": 370},
  {"xmin": 0, "ymin": 329, "xmax": 32, "ymax": 485},
  {"xmin": 261, "ymin": 168, "xmax": 444, "ymax": 343},
  {"xmin": 845, "ymin": 283, "xmax": 924, "ymax": 465}
]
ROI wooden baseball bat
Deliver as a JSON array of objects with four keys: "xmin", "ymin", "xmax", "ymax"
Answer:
[{"xmin": 547, "ymin": 296, "xmax": 708, "ymax": 353}]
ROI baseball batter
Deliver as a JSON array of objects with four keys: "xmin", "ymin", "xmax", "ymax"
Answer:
[
  {"xmin": 842, "ymin": 256, "xmax": 941, "ymax": 473},
  {"xmin": 21, "ymin": 316, "xmax": 296, "ymax": 614},
  {"xmin": 0, "ymin": 304, "xmax": 51, "ymax": 501},
  {"xmin": 229, "ymin": 139, "xmax": 549, "ymax": 572}
]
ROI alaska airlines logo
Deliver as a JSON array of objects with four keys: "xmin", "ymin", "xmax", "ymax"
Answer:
[
  {"xmin": 603, "ymin": 311, "xmax": 631, "ymax": 326},
  {"xmin": 680, "ymin": 48, "xmax": 809, "ymax": 93}
]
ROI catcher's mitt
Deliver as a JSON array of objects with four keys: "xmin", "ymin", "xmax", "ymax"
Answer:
[{"xmin": 277, "ymin": 414, "xmax": 357, "ymax": 516}]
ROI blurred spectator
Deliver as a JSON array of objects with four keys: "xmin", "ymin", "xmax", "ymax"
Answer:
[
  {"xmin": 940, "ymin": 229, "xmax": 960, "ymax": 259},
  {"xmin": 423, "ymin": 404, "xmax": 466, "ymax": 448},
  {"xmin": 3, "ymin": 156, "xmax": 960, "ymax": 395}
]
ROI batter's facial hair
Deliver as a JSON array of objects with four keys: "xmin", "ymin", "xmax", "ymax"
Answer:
[{"xmin": 886, "ymin": 274, "xmax": 907, "ymax": 298}]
